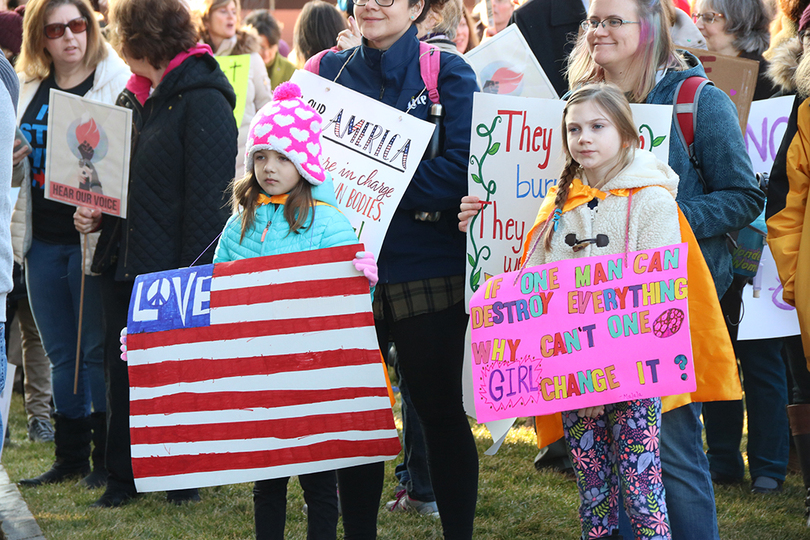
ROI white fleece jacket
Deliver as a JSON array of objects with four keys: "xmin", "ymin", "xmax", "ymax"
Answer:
[
  {"xmin": 11, "ymin": 42, "xmax": 130, "ymax": 274},
  {"xmin": 526, "ymin": 150, "xmax": 682, "ymax": 267}
]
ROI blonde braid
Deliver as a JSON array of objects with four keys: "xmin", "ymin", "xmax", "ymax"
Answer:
[{"xmin": 541, "ymin": 159, "xmax": 579, "ymax": 250}]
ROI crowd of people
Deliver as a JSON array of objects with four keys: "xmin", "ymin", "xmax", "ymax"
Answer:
[{"xmin": 1, "ymin": 0, "xmax": 810, "ymax": 538}]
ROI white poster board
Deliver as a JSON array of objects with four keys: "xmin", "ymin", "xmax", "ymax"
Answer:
[
  {"xmin": 738, "ymin": 245, "xmax": 801, "ymax": 340},
  {"xmin": 745, "ymin": 96, "xmax": 793, "ymax": 176},
  {"xmin": 464, "ymin": 93, "xmax": 673, "ymax": 305},
  {"xmin": 0, "ymin": 364, "xmax": 16, "ymax": 461},
  {"xmin": 45, "ymin": 90, "xmax": 132, "ymax": 217},
  {"xmin": 465, "ymin": 25, "xmax": 558, "ymax": 99},
  {"xmin": 291, "ymin": 70, "xmax": 435, "ymax": 258}
]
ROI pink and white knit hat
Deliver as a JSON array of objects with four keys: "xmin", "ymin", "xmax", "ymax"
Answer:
[{"xmin": 245, "ymin": 82, "xmax": 326, "ymax": 185}]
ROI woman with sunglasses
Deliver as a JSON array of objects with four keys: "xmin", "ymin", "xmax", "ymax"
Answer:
[
  {"xmin": 564, "ymin": 0, "xmax": 763, "ymax": 538},
  {"xmin": 692, "ymin": 0, "xmax": 777, "ymax": 99},
  {"xmin": 11, "ymin": 0, "xmax": 129, "ymax": 490},
  {"xmin": 306, "ymin": 0, "xmax": 478, "ymax": 537}
]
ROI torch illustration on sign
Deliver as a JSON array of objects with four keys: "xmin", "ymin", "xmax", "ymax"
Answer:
[{"xmin": 66, "ymin": 114, "xmax": 109, "ymax": 195}]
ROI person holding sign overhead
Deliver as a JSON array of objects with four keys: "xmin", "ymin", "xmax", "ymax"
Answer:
[
  {"xmin": 195, "ymin": 0, "xmax": 271, "ymax": 179},
  {"xmin": 12, "ymin": 0, "xmax": 129, "ymax": 490},
  {"xmin": 305, "ymin": 0, "xmax": 479, "ymax": 536}
]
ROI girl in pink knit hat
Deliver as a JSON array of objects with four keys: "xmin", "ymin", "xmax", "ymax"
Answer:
[{"xmin": 213, "ymin": 81, "xmax": 378, "ymax": 540}]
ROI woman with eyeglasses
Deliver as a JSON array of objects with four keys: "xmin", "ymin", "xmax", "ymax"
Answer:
[
  {"xmin": 692, "ymin": 0, "xmax": 777, "ymax": 99},
  {"xmin": 565, "ymin": 0, "xmax": 764, "ymax": 539},
  {"xmin": 11, "ymin": 0, "xmax": 129, "ymax": 490},
  {"xmin": 305, "ymin": 0, "xmax": 478, "ymax": 537}
]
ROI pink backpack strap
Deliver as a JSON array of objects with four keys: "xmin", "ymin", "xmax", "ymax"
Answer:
[
  {"xmin": 419, "ymin": 42, "xmax": 441, "ymax": 105},
  {"xmin": 304, "ymin": 47, "xmax": 341, "ymax": 75}
]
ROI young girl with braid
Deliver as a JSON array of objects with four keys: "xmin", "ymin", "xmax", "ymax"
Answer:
[{"xmin": 460, "ymin": 83, "xmax": 678, "ymax": 540}]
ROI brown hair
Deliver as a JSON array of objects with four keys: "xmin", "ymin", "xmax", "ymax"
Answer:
[
  {"xmin": 109, "ymin": 0, "xmax": 198, "ymax": 68},
  {"xmin": 293, "ymin": 1, "xmax": 347, "ymax": 64},
  {"xmin": 539, "ymin": 83, "xmax": 639, "ymax": 250},
  {"xmin": 230, "ymin": 169, "xmax": 315, "ymax": 242},
  {"xmin": 18, "ymin": 0, "xmax": 107, "ymax": 80}
]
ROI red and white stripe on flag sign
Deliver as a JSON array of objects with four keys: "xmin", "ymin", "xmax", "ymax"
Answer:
[{"xmin": 126, "ymin": 244, "xmax": 400, "ymax": 493}]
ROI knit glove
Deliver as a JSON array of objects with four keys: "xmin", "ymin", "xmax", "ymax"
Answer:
[
  {"xmin": 352, "ymin": 251, "xmax": 378, "ymax": 288},
  {"xmin": 120, "ymin": 327, "xmax": 128, "ymax": 362}
]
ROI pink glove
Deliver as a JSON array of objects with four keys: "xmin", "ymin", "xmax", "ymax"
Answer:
[
  {"xmin": 352, "ymin": 251, "xmax": 378, "ymax": 288},
  {"xmin": 120, "ymin": 327, "xmax": 128, "ymax": 362}
]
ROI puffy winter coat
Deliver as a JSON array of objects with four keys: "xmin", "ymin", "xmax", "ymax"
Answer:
[
  {"xmin": 214, "ymin": 176, "xmax": 358, "ymax": 262},
  {"xmin": 311, "ymin": 26, "xmax": 479, "ymax": 285},
  {"xmin": 646, "ymin": 51, "xmax": 765, "ymax": 297},
  {"xmin": 767, "ymin": 96, "xmax": 810, "ymax": 365},
  {"xmin": 92, "ymin": 51, "xmax": 237, "ymax": 280},
  {"xmin": 12, "ymin": 42, "xmax": 130, "ymax": 274}
]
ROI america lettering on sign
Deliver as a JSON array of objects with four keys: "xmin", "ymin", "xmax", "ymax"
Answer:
[{"xmin": 126, "ymin": 244, "xmax": 400, "ymax": 493}]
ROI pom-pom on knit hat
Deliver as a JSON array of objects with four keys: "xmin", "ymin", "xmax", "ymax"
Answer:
[{"xmin": 245, "ymin": 81, "xmax": 326, "ymax": 185}]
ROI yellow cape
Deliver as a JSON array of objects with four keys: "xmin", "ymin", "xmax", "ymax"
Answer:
[{"xmin": 525, "ymin": 184, "xmax": 741, "ymax": 448}]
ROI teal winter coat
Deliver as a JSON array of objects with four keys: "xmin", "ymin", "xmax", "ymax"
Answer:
[{"xmin": 214, "ymin": 176, "xmax": 359, "ymax": 263}]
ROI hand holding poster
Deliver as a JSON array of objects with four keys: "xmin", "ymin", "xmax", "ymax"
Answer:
[
  {"xmin": 469, "ymin": 245, "xmax": 695, "ymax": 423},
  {"xmin": 126, "ymin": 245, "xmax": 400, "ymax": 492},
  {"xmin": 45, "ymin": 90, "xmax": 132, "ymax": 217},
  {"xmin": 290, "ymin": 70, "xmax": 435, "ymax": 258}
]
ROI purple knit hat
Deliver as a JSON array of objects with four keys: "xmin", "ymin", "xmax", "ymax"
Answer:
[
  {"xmin": 244, "ymin": 82, "xmax": 326, "ymax": 185},
  {"xmin": 801, "ymin": 4, "xmax": 810, "ymax": 34},
  {"xmin": 0, "ymin": 7, "xmax": 23, "ymax": 57}
]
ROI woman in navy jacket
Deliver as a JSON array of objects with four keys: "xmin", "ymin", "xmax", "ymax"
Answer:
[{"xmin": 309, "ymin": 0, "xmax": 479, "ymax": 537}]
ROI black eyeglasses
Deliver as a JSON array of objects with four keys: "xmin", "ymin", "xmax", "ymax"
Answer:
[
  {"xmin": 353, "ymin": 0, "xmax": 396, "ymax": 7},
  {"xmin": 44, "ymin": 17, "xmax": 88, "ymax": 39},
  {"xmin": 691, "ymin": 12, "xmax": 724, "ymax": 24},
  {"xmin": 580, "ymin": 17, "xmax": 639, "ymax": 31}
]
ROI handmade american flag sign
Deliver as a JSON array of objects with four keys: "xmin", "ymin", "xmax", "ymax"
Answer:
[{"xmin": 126, "ymin": 244, "xmax": 400, "ymax": 493}]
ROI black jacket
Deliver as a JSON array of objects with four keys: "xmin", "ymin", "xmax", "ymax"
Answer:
[
  {"xmin": 92, "ymin": 53, "xmax": 237, "ymax": 279},
  {"xmin": 509, "ymin": 0, "xmax": 586, "ymax": 97}
]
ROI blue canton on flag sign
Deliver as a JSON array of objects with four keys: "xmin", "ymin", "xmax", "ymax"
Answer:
[{"xmin": 128, "ymin": 265, "xmax": 213, "ymax": 334}]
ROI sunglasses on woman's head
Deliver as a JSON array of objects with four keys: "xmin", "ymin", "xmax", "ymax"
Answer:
[{"xmin": 44, "ymin": 17, "xmax": 87, "ymax": 39}]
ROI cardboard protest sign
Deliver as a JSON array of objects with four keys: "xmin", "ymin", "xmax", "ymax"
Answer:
[
  {"xmin": 126, "ymin": 245, "xmax": 400, "ymax": 492},
  {"xmin": 683, "ymin": 48, "xmax": 758, "ymax": 132},
  {"xmin": 45, "ymin": 90, "xmax": 131, "ymax": 217},
  {"xmin": 216, "ymin": 54, "xmax": 250, "ymax": 125},
  {"xmin": 738, "ymin": 245, "xmax": 801, "ymax": 340},
  {"xmin": 469, "ymin": 244, "xmax": 695, "ymax": 422},
  {"xmin": 291, "ymin": 70, "xmax": 435, "ymax": 258},
  {"xmin": 465, "ymin": 93, "xmax": 672, "ymax": 305},
  {"xmin": 465, "ymin": 25, "xmax": 558, "ymax": 99},
  {"xmin": 745, "ymin": 96, "xmax": 793, "ymax": 175}
]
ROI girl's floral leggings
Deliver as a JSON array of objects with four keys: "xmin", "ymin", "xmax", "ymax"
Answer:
[{"xmin": 562, "ymin": 398, "xmax": 671, "ymax": 540}]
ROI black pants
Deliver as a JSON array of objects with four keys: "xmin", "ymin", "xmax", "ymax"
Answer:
[
  {"xmin": 375, "ymin": 299, "xmax": 478, "ymax": 540},
  {"xmin": 99, "ymin": 271, "xmax": 136, "ymax": 495},
  {"xmin": 336, "ymin": 462, "xmax": 384, "ymax": 540},
  {"xmin": 254, "ymin": 471, "xmax": 339, "ymax": 540}
]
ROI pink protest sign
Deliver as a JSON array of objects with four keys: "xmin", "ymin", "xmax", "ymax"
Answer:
[{"xmin": 469, "ymin": 244, "xmax": 696, "ymax": 423}]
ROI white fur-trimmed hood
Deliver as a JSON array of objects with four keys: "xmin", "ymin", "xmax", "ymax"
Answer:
[{"xmin": 600, "ymin": 149, "xmax": 679, "ymax": 198}]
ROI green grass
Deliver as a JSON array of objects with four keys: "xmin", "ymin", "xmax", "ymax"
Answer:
[{"xmin": 2, "ymin": 392, "xmax": 808, "ymax": 539}]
